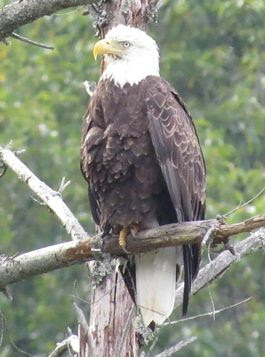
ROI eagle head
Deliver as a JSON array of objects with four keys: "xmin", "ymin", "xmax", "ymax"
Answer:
[{"xmin": 92, "ymin": 25, "xmax": 160, "ymax": 88}]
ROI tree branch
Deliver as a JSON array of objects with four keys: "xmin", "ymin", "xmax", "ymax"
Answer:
[
  {"xmin": 154, "ymin": 336, "xmax": 197, "ymax": 357},
  {"xmin": 0, "ymin": 0, "xmax": 95, "ymax": 42},
  {"xmin": 11, "ymin": 32, "xmax": 54, "ymax": 50},
  {"xmin": 102, "ymin": 213, "xmax": 265, "ymax": 254},
  {"xmin": 0, "ymin": 146, "xmax": 265, "ymax": 290},
  {"xmin": 165, "ymin": 297, "xmax": 252, "ymax": 326},
  {"xmin": 0, "ymin": 147, "xmax": 87, "ymax": 241},
  {"xmin": 0, "ymin": 235, "xmax": 100, "ymax": 289},
  {"xmin": 174, "ymin": 228, "xmax": 265, "ymax": 309},
  {"xmin": 48, "ymin": 334, "xmax": 79, "ymax": 357},
  {"xmin": 1, "ymin": 227, "xmax": 264, "ymax": 291}
]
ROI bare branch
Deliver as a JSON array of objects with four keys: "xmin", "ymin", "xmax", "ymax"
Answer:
[
  {"xmin": 0, "ymin": 147, "xmax": 87, "ymax": 241},
  {"xmin": 11, "ymin": 32, "xmax": 54, "ymax": 50},
  {"xmin": 48, "ymin": 334, "xmax": 79, "ymax": 357},
  {"xmin": 73, "ymin": 303, "xmax": 95, "ymax": 355},
  {"xmin": 73, "ymin": 303, "xmax": 89, "ymax": 333},
  {"xmin": 0, "ymin": 226, "xmax": 264, "ymax": 294},
  {"xmin": 154, "ymin": 336, "xmax": 197, "ymax": 357},
  {"xmin": 149, "ymin": 0, "xmax": 164, "ymax": 10},
  {"xmin": 0, "ymin": 0, "xmax": 95, "ymax": 42},
  {"xmin": 0, "ymin": 146, "xmax": 264, "ymax": 294},
  {"xmin": 202, "ymin": 225, "xmax": 216, "ymax": 247},
  {"xmin": 216, "ymin": 214, "xmax": 265, "ymax": 239},
  {"xmin": 0, "ymin": 235, "xmax": 101, "ymax": 289},
  {"xmin": 148, "ymin": 297, "xmax": 253, "ymax": 354},
  {"xmin": 174, "ymin": 228, "xmax": 265, "ymax": 308},
  {"xmin": 223, "ymin": 185, "xmax": 265, "ymax": 218},
  {"xmin": 103, "ymin": 213, "xmax": 265, "ymax": 253},
  {"xmin": 166, "ymin": 297, "xmax": 252, "ymax": 326},
  {"xmin": 58, "ymin": 176, "xmax": 71, "ymax": 194}
]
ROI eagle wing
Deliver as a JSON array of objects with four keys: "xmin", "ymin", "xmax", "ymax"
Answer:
[
  {"xmin": 144, "ymin": 77, "xmax": 206, "ymax": 315},
  {"xmin": 80, "ymin": 91, "xmax": 104, "ymax": 227}
]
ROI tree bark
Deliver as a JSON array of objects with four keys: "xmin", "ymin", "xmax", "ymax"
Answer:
[
  {"xmin": 88, "ymin": 262, "xmax": 138, "ymax": 356},
  {"xmin": 0, "ymin": 0, "xmax": 93, "ymax": 41}
]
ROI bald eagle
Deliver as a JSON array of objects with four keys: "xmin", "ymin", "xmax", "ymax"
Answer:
[{"xmin": 81, "ymin": 25, "xmax": 206, "ymax": 327}]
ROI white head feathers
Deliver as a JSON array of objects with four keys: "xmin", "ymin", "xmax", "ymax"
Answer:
[{"xmin": 101, "ymin": 25, "xmax": 160, "ymax": 88}]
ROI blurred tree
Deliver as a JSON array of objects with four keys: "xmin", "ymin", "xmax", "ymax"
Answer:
[
  {"xmin": 0, "ymin": 8, "xmax": 97, "ymax": 356},
  {"xmin": 150, "ymin": 1, "xmax": 265, "ymax": 355}
]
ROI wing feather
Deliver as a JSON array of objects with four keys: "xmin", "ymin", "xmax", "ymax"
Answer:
[
  {"xmin": 145, "ymin": 77, "xmax": 206, "ymax": 315},
  {"xmin": 81, "ymin": 90, "xmax": 104, "ymax": 227}
]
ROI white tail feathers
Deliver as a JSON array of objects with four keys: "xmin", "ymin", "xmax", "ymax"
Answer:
[{"xmin": 135, "ymin": 247, "xmax": 178, "ymax": 326}]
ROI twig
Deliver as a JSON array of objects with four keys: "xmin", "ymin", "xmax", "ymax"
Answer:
[
  {"xmin": 0, "ymin": 312, "xmax": 3, "ymax": 348},
  {"xmin": 149, "ymin": 0, "xmax": 165, "ymax": 11},
  {"xmin": 154, "ymin": 336, "xmax": 197, "ymax": 357},
  {"xmin": 0, "ymin": 0, "xmax": 95, "ymax": 41},
  {"xmin": 223, "ymin": 185, "xmax": 265, "ymax": 218},
  {"xmin": 207, "ymin": 282, "xmax": 216, "ymax": 320},
  {"xmin": 58, "ymin": 176, "xmax": 71, "ymax": 194},
  {"xmin": 174, "ymin": 228, "xmax": 265, "ymax": 309},
  {"xmin": 149, "ymin": 297, "xmax": 252, "ymax": 355},
  {"xmin": 0, "ymin": 311, "xmax": 33, "ymax": 356},
  {"xmin": 73, "ymin": 303, "xmax": 89, "ymax": 333},
  {"xmin": 215, "ymin": 214, "xmax": 265, "ymax": 239},
  {"xmin": 145, "ymin": 328, "xmax": 160, "ymax": 357},
  {"xmin": 207, "ymin": 240, "xmax": 212, "ymax": 262},
  {"xmin": 202, "ymin": 224, "xmax": 216, "ymax": 247},
  {"xmin": 165, "ymin": 297, "xmax": 252, "ymax": 326},
  {"xmin": 9, "ymin": 339, "xmax": 34, "ymax": 357},
  {"xmin": 11, "ymin": 32, "xmax": 54, "ymax": 49},
  {"xmin": 48, "ymin": 335, "xmax": 79, "ymax": 357},
  {"xmin": 73, "ymin": 303, "xmax": 95, "ymax": 355}
]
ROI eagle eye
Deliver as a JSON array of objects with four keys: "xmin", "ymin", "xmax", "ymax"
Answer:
[{"xmin": 122, "ymin": 41, "xmax": 130, "ymax": 48}]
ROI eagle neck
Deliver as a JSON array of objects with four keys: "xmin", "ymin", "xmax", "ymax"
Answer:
[{"xmin": 100, "ymin": 56, "xmax": 160, "ymax": 88}]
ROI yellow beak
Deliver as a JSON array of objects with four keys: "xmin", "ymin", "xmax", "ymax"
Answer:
[{"xmin": 93, "ymin": 39, "xmax": 122, "ymax": 60}]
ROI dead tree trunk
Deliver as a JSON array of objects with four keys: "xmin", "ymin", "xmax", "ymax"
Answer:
[
  {"xmin": 79, "ymin": 1, "xmax": 162, "ymax": 356},
  {"xmin": 85, "ymin": 260, "xmax": 137, "ymax": 356}
]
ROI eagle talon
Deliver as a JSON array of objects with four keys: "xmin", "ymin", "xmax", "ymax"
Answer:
[
  {"xmin": 119, "ymin": 227, "xmax": 130, "ymax": 254},
  {"xmin": 130, "ymin": 223, "xmax": 140, "ymax": 237}
]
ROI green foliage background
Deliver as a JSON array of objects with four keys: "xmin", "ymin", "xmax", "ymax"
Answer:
[{"xmin": 0, "ymin": 0, "xmax": 264, "ymax": 355}]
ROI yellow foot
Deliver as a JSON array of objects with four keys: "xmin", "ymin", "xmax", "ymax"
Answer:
[{"xmin": 119, "ymin": 227, "xmax": 130, "ymax": 254}]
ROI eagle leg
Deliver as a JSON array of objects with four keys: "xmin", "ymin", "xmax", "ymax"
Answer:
[{"xmin": 119, "ymin": 227, "xmax": 130, "ymax": 253}]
